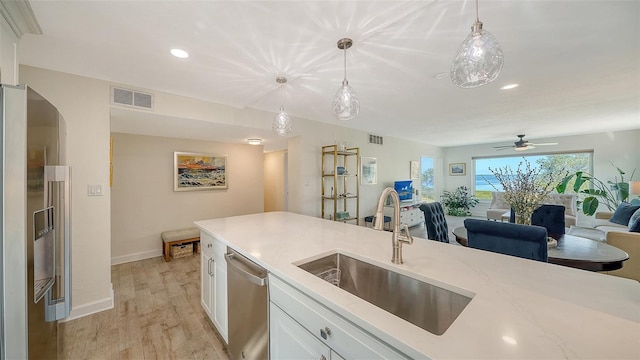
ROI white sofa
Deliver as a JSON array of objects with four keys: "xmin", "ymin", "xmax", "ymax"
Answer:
[{"xmin": 486, "ymin": 192, "xmax": 577, "ymax": 226}]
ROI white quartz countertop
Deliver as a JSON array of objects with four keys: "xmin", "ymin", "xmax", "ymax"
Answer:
[{"xmin": 195, "ymin": 212, "xmax": 640, "ymax": 359}]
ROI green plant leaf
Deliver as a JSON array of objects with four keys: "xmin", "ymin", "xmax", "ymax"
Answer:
[
  {"xmin": 572, "ymin": 172, "xmax": 587, "ymax": 192},
  {"xmin": 556, "ymin": 174, "xmax": 574, "ymax": 193},
  {"xmin": 582, "ymin": 197, "xmax": 599, "ymax": 216}
]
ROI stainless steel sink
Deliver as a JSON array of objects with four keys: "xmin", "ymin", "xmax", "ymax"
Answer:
[{"xmin": 297, "ymin": 252, "xmax": 473, "ymax": 335}]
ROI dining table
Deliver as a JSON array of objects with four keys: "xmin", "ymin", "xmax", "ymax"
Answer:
[{"xmin": 451, "ymin": 226, "xmax": 629, "ymax": 272}]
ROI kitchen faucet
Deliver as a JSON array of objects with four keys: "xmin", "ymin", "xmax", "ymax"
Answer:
[{"xmin": 373, "ymin": 187, "xmax": 414, "ymax": 264}]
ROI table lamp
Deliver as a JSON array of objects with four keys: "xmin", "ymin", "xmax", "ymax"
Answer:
[{"xmin": 629, "ymin": 181, "xmax": 640, "ymax": 197}]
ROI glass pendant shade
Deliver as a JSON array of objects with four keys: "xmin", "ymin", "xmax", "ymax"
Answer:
[
  {"xmin": 332, "ymin": 38, "xmax": 359, "ymax": 121},
  {"xmin": 272, "ymin": 106, "xmax": 291, "ymax": 136},
  {"xmin": 273, "ymin": 76, "xmax": 291, "ymax": 136},
  {"xmin": 332, "ymin": 80, "xmax": 360, "ymax": 121},
  {"xmin": 451, "ymin": 21, "xmax": 504, "ymax": 88}
]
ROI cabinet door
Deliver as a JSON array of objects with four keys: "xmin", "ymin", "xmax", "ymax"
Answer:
[
  {"xmin": 213, "ymin": 258, "xmax": 228, "ymax": 342},
  {"xmin": 200, "ymin": 252, "xmax": 214, "ymax": 318},
  {"xmin": 270, "ymin": 302, "xmax": 331, "ymax": 360}
]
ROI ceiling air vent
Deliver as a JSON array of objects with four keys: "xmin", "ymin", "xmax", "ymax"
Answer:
[
  {"xmin": 369, "ymin": 134, "xmax": 383, "ymax": 145},
  {"xmin": 111, "ymin": 86, "xmax": 154, "ymax": 110}
]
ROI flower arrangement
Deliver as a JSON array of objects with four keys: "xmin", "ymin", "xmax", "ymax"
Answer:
[
  {"xmin": 486, "ymin": 159, "xmax": 560, "ymax": 225},
  {"xmin": 441, "ymin": 186, "xmax": 479, "ymax": 216}
]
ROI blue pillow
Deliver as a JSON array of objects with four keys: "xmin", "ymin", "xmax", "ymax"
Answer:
[
  {"xmin": 630, "ymin": 198, "xmax": 640, "ymax": 206},
  {"xmin": 610, "ymin": 202, "xmax": 640, "ymax": 225},
  {"xmin": 630, "ymin": 216, "xmax": 640, "ymax": 233},
  {"xmin": 629, "ymin": 208, "xmax": 640, "ymax": 229}
]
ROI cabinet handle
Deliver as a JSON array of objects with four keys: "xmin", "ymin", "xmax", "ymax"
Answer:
[
  {"xmin": 208, "ymin": 258, "xmax": 214, "ymax": 276},
  {"xmin": 320, "ymin": 326, "xmax": 331, "ymax": 340},
  {"xmin": 207, "ymin": 243, "xmax": 212, "ymax": 248}
]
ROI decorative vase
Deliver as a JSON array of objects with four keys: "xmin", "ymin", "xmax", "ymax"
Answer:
[{"xmin": 514, "ymin": 210, "xmax": 532, "ymax": 225}]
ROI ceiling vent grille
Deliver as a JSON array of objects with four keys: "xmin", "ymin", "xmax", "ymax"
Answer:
[
  {"xmin": 111, "ymin": 86, "xmax": 154, "ymax": 110},
  {"xmin": 369, "ymin": 134, "xmax": 383, "ymax": 145}
]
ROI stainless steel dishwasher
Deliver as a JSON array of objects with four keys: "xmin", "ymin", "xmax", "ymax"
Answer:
[{"xmin": 225, "ymin": 248, "xmax": 269, "ymax": 360}]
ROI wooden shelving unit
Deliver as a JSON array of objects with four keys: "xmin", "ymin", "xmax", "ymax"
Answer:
[{"xmin": 321, "ymin": 145, "xmax": 360, "ymax": 225}]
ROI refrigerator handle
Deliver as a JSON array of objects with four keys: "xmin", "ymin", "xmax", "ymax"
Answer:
[{"xmin": 44, "ymin": 165, "xmax": 72, "ymax": 322}]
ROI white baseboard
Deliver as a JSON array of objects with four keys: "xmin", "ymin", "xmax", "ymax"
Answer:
[
  {"xmin": 61, "ymin": 284, "xmax": 114, "ymax": 322},
  {"xmin": 111, "ymin": 249, "xmax": 162, "ymax": 265}
]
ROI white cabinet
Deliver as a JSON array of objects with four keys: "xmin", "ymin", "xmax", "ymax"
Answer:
[
  {"xmin": 385, "ymin": 203, "xmax": 424, "ymax": 228},
  {"xmin": 200, "ymin": 232, "xmax": 228, "ymax": 343},
  {"xmin": 271, "ymin": 302, "xmax": 332, "ymax": 359},
  {"xmin": 269, "ymin": 275, "xmax": 408, "ymax": 359},
  {"xmin": 201, "ymin": 251, "xmax": 214, "ymax": 317},
  {"xmin": 400, "ymin": 206, "xmax": 423, "ymax": 227}
]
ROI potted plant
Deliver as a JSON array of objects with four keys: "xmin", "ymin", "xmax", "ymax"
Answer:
[
  {"xmin": 441, "ymin": 186, "xmax": 479, "ymax": 216},
  {"xmin": 486, "ymin": 159, "xmax": 560, "ymax": 225},
  {"xmin": 556, "ymin": 163, "xmax": 636, "ymax": 216}
]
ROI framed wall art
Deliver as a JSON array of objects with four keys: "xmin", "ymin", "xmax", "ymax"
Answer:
[
  {"xmin": 410, "ymin": 160, "xmax": 419, "ymax": 180},
  {"xmin": 174, "ymin": 152, "xmax": 228, "ymax": 191},
  {"xmin": 449, "ymin": 163, "xmax": 466, "ymax": 176},
  {"xmin": 361, "ymin": 157, "xmax": 377, "ymax": 185}
]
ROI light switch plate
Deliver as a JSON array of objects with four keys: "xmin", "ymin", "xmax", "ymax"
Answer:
[{"xmin": 88, "ymin": 184, "xmax": 103, "ymax": 196}]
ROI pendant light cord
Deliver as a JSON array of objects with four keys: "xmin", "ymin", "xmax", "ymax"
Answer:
[{"xmin": 475, "ymin": 0, "xmax": 479, "ymax": 22}]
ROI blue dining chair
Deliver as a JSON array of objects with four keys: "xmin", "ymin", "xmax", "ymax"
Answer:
[
  {"xmin": 531, "ymin": 204, "xmax": 566, "ymax": 240},
  {"xmin": 419, "ymin": 202, "xmax": 450, "ymax": 242},
  {"xmin": 464, "ymin": 219, "xmax": 548, "ymax": 262}
]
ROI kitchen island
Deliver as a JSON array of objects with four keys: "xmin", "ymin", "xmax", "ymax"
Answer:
[{"xmin": 195, "ymin": 212, "xmax": 639, "ymax": 359}]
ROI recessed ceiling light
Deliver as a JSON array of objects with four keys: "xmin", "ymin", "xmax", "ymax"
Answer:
[
  {"xmin": 501, "ymin": 83, "xmax": 519, "ymax": 90},
  {"xmin": 170, "ymin": 48, "xmax": 189, "ymax": 59},
  {"xmin": 246, "ymin": 138, "xmax": 263, "ymax": 145},
  {"xmin": 502, "ymin": 336, "xmax": 517, "ymax": 345}
]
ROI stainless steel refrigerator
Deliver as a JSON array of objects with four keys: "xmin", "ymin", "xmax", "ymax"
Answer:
[{"xmin": 1, "ymin": 85, "xmax": 71, "ymax": 359}]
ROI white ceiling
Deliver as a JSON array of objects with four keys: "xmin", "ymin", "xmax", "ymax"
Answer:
[{"xmin": 19, "ymin": 1, "xmax": 640, "ymax": 151}]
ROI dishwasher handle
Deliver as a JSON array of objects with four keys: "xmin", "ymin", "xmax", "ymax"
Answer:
[{"xmin": 225, "ymin": 252, "xmax": 267, "ymax": 286}]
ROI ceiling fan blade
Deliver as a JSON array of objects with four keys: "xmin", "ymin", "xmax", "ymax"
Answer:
[
  {"xmin": 529, "ymin": 142, "xmax": 558, "ymax": 146},
  {"xmin": 493, "ymin": 145, "xmax": 514, "ymax": 149}
]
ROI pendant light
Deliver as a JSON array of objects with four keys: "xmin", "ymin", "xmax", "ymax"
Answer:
[
  {"xmin": 272, "ymin": 76, "xmax": 291, "ymax": 136},
  {"xmin": 332, "ymin": 38, "xmax": 360, "ymax": 121},
  {"xmin": 450, "ymin": 0, "xmax": 504, "ymax": 88}
]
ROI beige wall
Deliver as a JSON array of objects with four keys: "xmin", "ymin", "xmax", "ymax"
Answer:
[
  {"xmin": 20, "ymin": 65, "xmax": 113, "ymax": 318},
  {"xmin": 110, "ymin": 133, "xmax": 264, "ymax": 263},
  {"xmin": 264, "ymin": 150, "xmax": 287, "ymax": 212}
]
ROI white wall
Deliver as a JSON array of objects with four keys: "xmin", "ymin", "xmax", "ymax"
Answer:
[
  {"xmin": 110, "ymin": 133, "xmax": 264, "ymax": 264},
  {"xmin": 442, "ymin": 130, "xmax": 640, "ymax": 224}
]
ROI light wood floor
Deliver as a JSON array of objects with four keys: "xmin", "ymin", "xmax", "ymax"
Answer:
[{"xmin": 60, "ymin": 255, "xmax": 229, "ymax": 359}]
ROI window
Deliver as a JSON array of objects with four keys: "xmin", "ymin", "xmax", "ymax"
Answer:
[
  {"xmin": 474, "ymin": 152, "xmax": 592, "ymax": 201},
  {"xmin": 420, "ymin": 156, "xmax": 435, "ymax": 201}
]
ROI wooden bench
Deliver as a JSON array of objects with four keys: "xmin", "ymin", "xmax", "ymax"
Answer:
[{"xmin": 161, "ymin": 227, "xmax": 200, "ymax": 262}]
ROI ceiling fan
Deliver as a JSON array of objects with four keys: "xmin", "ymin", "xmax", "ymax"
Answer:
[{"xmin": 493, "ymin": 134, "xmax": 558, "ymax": 151}]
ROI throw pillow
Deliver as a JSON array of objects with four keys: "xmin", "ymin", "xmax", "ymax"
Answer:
[
  {"xmin": 629, "ymin": 216, "xmax": 640, "ymax": 233},
  {"xmin": 629, "ymin": 208, "xmax": 640, "ymax": 229},
  {"xmin": 610, "ymin": 202, "xmax": 640, "ymax": 225}
]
